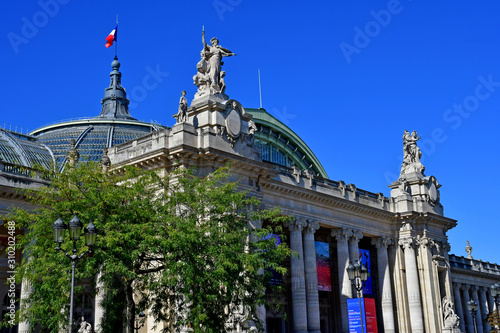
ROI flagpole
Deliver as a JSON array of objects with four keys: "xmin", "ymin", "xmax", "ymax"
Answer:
[{"xmin": 115, "ymin": 14, "xmax": 118, "ymax": 59}]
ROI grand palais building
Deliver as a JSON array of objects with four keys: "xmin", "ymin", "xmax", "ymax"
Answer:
[{"xmin": 1, "ymin": 41, "xmax": 499, "ymax": 333}]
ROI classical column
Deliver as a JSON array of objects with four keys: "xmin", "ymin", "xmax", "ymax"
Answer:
[
  {"xmin": 349, "ymin": 229, "xmax": 363, "ymax": 263},
  {"xmin": 479, "ymin": 287, "xmax": 491, "ymax": 333},
  {"xmin": 487, "ymin": 288, "xmax": 496, "ymax": 313},
  {"xmin": 331, "ymin": 228, "xmax": 353, "ymax": 333},
  {"xmin": 399, "ymin": 237, "xmax": 424, "ymax": 333},
  {"xmin": 462, "ymin": 284, "xmax": 474, "ymax": 333},
  {"xmin": 94, "ymin": 269, "xmax": 105, "ymax": 333},
  {"xmin": 471, "ymin": 286, "xmax": 484, "ymax": 333},
  {"xmin": 371, "ymin": 236, "xmax": 395, "ymax": 333},
  {"xmin": 288, "ymin": 218, "xmax": 308, "ymax": 333},
  {"xmin": 303, "ymin": 220, "xmax": 320, "ymax": 333},
  {"xmin": 18, "ymin": 277, "xmax": 31, "ymax": 333},
  {"xmin": 453, "ymin": 282, "xmax": 466, "ymax": 333}
]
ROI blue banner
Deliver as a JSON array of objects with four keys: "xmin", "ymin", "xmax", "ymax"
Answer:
[
  {"xmin": 359, "ymin": 249, "xmax": 373, "ymax": 295},
  {"xmin": 347, "ymin": 298, "xmax": 366, "ymax": 333}
]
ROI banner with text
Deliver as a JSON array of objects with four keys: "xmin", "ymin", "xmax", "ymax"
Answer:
[{"xmin": 315, "ymin": 241, "xmax": 332, "ymax": 291}]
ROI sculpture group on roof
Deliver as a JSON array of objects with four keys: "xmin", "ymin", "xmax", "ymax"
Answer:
[
  {"xmin": 400, "ymin": 130, "xmax": 425, "ymax": 177},
  {"xmin": 193, "ymin": 27, "xmax": 236, "ymax": 100}
]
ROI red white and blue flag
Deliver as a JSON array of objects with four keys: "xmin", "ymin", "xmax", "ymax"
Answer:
[{"xmin": 105, "ymin": 26, "xmax": 117, "ymax": 48}]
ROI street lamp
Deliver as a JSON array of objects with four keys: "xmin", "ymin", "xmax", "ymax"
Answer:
[
  {"xmin": 52, "ymin": 215, "xmax": 97, "ymax": 332},
  {"xmin": 467, "ymin": 299, "xmax": 478, "ymax": 333},
  {"xmin": 134, "ymin": 312, "xmax": 146, "ymax": 333},
  {"xmin": 347, "ymin": 260, "xmax": 368, "ymax": 333}
]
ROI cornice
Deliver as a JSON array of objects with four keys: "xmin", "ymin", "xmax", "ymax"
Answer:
[{"xmin": 261, "ymin": 179, "xmax": 395, "ymax": 220}]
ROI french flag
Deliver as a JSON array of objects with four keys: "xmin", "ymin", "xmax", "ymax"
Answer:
[{"xmin": 105, "ymin": 26, "xmax": 117, "ymax": 48}]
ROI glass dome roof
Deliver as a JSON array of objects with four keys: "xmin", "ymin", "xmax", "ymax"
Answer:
[{"xmin": 0, "ymin": 129, "xmax": 54, "ymax": 169}]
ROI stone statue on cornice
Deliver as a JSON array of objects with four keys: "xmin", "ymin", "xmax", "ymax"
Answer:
[
  {"xmin": 193, "ymin": 27, "xmax": 236, "ymax": 100},
  {"xmin": 400, "ymin": 130, "xmax": 425, "ymax": 178}
]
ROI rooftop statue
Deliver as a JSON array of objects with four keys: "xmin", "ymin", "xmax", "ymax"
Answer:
[
  {"xmin": 400, "ymin": 130, "xmax": 425, "ymax": 178},
  {"xmin": 193, "ymin": 27, "xmax": 236, "ymax": 100},
  {"xmin": 66, "ymin": 139, "xmax": 80, "ymax": 169},
  {"xmin": 173, "ymin": 90, "xmax": 188, "ymax": 123}
]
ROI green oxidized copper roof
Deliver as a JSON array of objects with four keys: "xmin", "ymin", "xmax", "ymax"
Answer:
[{"xmin": 246, "ymin": 108, "xmax": 328, "ymax": 178}]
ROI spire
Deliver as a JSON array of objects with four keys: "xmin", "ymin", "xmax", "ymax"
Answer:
[{"xmin": 96, "ymin": 57, "xmax": 135, "ymax": 120}]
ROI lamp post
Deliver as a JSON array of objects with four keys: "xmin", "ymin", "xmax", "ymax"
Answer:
[
  {"xmin": 52, "ymin": 215, "xmax": 97, "ymax": 332},
  {"xmin": 134, "ymin": 312, "xmax": 146, "ymax": 333},
  {"xmin": 491, "ymin": 283, "xmax": 500, "ymax": 332},
  {"xmin": 347, "ymin": 260, "xmax": 368, "ymax": 333},
  {"xmin": 467, "ymin": 299, "xmax": 478, "ymax": 333}
]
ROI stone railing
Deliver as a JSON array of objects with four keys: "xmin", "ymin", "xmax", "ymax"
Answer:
[{"xmin": 449, "ymin": 254, "xmax": 500, "ymax": 275}]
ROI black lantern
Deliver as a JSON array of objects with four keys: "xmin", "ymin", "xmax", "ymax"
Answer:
[
  {"xmin": 68, "ymin": 214, "xmax": 83, "ymax": 241},
  {"xmin": 52, "ymin": 216, "xmax": 66, "ymax": 244},
  {"xmin": 84, "ymin": 219, "xmax": 97, "ymax": 248}
]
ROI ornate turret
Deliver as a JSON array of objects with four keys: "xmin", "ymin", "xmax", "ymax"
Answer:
[{"xmin": 96, "ymin": 57, "xmax": 135, "ymax": 120}]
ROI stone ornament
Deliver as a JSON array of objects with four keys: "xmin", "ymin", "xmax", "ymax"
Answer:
[
  {"xmin": 400, "ymin": 130, "xmax": 425, "ymax": 178},
  {"xmin": 331, "ymin": 227, "xmax": 353, "ymax": 241},
  {"xmin": 399, "ymin": 236, "xmax": 418, "ymax": 250},
  {"xmin": 371, "ymin": 236, "xmax": 393, "ymax": 249},
  {"xmin": 100, "ymin": 148, "xmax": 111, "ymax": 173},
  {"xmin": 173, "ymin": 90, "xmax": 188, "ymax": 123},
  {"xmin": 304, "ymin": 220, "xmax": 319, "ymax": 233},
  {"xmin": 77, "ymin": 317, "xmax": 93, "ymax": 333},
  {"xmin": 66, "ymin": 139, "xmax": 79, "ymax": 168},
  {"xmin": 292, "ymin": 165, "xmax": 301, "ymax": 183},
  {"xmin": 465, "ymin": 240, "xmax": 473, "ymax": 259},
  {"xmin": 286, "ymin": 218, "xmax": 307, "ymax": 231},
  {"xmin": 225, "ymin": 101, "xmax": 242, "ymax": 138},
  {"xmin": 442, "ymin": 296, "xmax": 460, "ymax": 329},
  {"xmin": 350, "ymin": 229, "xmax": 363, "ymax": 242}
]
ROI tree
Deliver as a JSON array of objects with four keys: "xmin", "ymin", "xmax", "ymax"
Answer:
[
  {"xmin": 488, "ymin": 309, "xmax": 500, "ymax": 332},
  {"xmin": 9, "ymin": 162, "xmax": 291, "ymax": 332}
]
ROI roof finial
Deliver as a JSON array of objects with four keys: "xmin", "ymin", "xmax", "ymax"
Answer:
[{"xmin": 96, "ymin": 57, "xmax": 135, "ymax": 120}]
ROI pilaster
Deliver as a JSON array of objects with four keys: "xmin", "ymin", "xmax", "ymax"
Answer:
[{"xmin": 418, "ymin": 236, "xmax": 441, "ymax": 333}]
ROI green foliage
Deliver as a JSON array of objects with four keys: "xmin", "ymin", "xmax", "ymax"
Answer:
[
  {"xmin": 9, "ymin": 162, "xmax": 291, "ymax": 333},
  {"xmin": 488, "ymin": 310, "xmax": 500, "ymax": 332}
]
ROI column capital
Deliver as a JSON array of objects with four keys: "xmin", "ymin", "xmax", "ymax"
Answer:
[
  {"xmin": 460, "ymin": 283, "xmax": 471, "ymax": 291},
  {"xmin": 479, "ymin": 286, "xmax": 488, "ymax": 293},
  {"xmin": 304, "ymin": 220, "xmax": 319, "ymax": 233},
  {"xmin": 286, "ymin": 218, "xmax": 307, "ymax": 232},
  {"xmin": 350, "ymin": 229, "xmax": 363, "ymax": 242},
  {"xmin": 418, "ymin": 236, "xmax": 434, "ymax": 249},
  {"xmin": 399, "ymin": 236, "xmax": 418, "ymax": 250},
  {"xmin": 470, "ymin": 285, "xmax": 479, "ymax": 292},
  {"xmin": 371, "ymin": 236, "xmax": 393, "ymax": 249},
  {"xmin": 331, "ymin": 227, "xmax": 352, "ymax": 241},
  {"xmin": 453, "ymin": 282, "xmax": 461, "ymax": 290}
]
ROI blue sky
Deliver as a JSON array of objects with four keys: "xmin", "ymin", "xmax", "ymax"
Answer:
[{"xmin": 1, "ymin": 1, "xmax": 499, "ymax": 264}]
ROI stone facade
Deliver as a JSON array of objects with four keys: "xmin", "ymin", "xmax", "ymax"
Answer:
[{"xmin": 1, "ymin": 42, "xmax": 499, "ymax": 332}]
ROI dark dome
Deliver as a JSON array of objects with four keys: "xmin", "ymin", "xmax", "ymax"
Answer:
[{"xmin": 28, "ymin": 57, "xmax": 165, "ymax": 171}]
